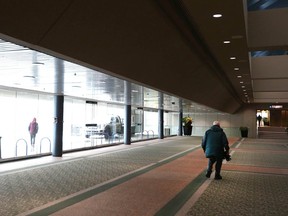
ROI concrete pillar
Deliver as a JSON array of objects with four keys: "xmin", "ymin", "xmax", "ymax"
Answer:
[
  {"xmin": 124, "ymin": 81, "xmax": 131, "ymax": 144},
  {"xmin": 158, "ymin": 93, "xmax": 164, "ymax": 139},
  {"xmin": 52, "ymin": 58, "xmax": 64, "ymax": 157}
]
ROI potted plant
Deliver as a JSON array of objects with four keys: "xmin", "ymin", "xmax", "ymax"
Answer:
[
  {"xmin": 182, "ymin": 116, "xmax": 193, "ymax": 135},
  {"xmin": 262, "ymin": 117, "xmax": 269, "ymax": 126},
  {"xmin": 239, "ymin": 126, "xmax": 248, "ymax": 137}
]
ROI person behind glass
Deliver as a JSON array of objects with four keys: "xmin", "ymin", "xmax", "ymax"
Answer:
[
  {"xmin": 28, "ymin": 117, "xmax": 39, "ymax": 146},
  {"xmin": 201, "ymin": 121, "xmax": 229, "ymax": 180},
  {"xmin": 257, "ymin": 114, "xmax": 262, "ymax": 127}
]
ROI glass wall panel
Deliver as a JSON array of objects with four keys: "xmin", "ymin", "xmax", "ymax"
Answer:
[
  {"xmin": 102, "ymin": 103, "xmax": 124, "ymax": 143},
  {"xmin": 143, "ymin": 110, "xmax": 158, "ymax": 139},
  {"xmin": 63, "ymin": 99, "xmax": 129, "ymax": 151},
  {"xmin": 131, "ymin": 107, "xmax": 143, "ymax": 141},
  {"xmin": 0, "ymin": 90, "xmax": 53, "ymax": 159},
  {"xmin": 36, "ymin": 94, "xmax": 54, "ymax": 154},
  {"xmin": 63, "ymin": 98, "xmax": 86, "ymax": 151},
  {"xmin": 0, "ymin": 89, "xmax": 17, "ymax": 159},
  {"xmin": 164, "ymin": 111, "xmax": 179, "ymax": 136}
]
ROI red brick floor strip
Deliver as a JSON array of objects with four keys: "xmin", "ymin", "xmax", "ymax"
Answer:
[{"xmin": 51, "ymin": 148, "xmax": 208, "ymax": 216}]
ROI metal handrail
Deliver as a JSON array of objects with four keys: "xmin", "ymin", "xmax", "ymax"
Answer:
[
  {"xmin": 142, "ymin": 130, "xmax": 148, "ymax": 138},
  {"xmin": 16, "ymin": 138, "xmax": 28, "ymax": 156},
  {"xmin": 142, "ymin": 130, "xmax": 154, "ymax": 138},
  {"xmin": 148, "ymin": 130, "xmax": 154, "ymax": 137},
  {"xmin": 40, "ymin": 137, "xmax": 51, "ymax": 153}
]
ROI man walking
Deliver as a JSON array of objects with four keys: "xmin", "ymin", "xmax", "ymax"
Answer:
[{"xmin": 201, "ymin": 121, "xmax": 229, "ymax": 180}]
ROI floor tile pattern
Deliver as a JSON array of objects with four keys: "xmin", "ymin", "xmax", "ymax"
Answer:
[
  {"xmin": 186, "ymin": 137, "xmax": 288, "ymax": 216},
  {"xmin": 236, "ymin": 142, "xmax": 288, "ymax": 150},
  {"xmin": 229, "ymin": 150, "xmax": 288, "ymax": 168},
  {"xmin": 186, "ymin": 171, "xmax": 288, "ymax": 216},
  {"xmin": 0, "ymin": 138, "xmax": 200, "ymax": 216}
]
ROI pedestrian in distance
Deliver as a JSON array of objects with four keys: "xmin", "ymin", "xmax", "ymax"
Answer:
[
  {"xmin": 257, "ymin": 114, "xmax": 262, "ymax": 127},
  {"xmin": 28, "ymin": 117, "xmax": 39, "ymax": 146},
  {"xmin": 201, "ymin": 121, "xmax": 230, "ymax": 180}
]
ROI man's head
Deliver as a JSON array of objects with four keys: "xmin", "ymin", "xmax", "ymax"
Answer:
[{"xmin": 213, "ymin": 121, "xmax": 220, "ymax": 126}]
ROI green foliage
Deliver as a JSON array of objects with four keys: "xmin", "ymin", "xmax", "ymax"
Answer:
[
  {"xmin": 239, "ymin": 126, "xmax": 248, "ymax": 131},
  {"xmin": 182, "ymin": 116, "xmax": 192, "ymax": 126}
]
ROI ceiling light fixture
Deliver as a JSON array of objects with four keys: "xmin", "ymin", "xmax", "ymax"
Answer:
[
  {"xmin": 234, "ymin": 67, "xmax": 239, "ymax": 70},
  {"xmin": 237, "ymin": 75, "xmax": 242, "ymax": 78},
  {"xmin": 213, "ymin": 14, "xmax": 222, "ymax": 18},
  {"xmin": 223, "ymin": 40, "xmax": 230, "ymax": 44},
  {"xmin": 230, "ymin": 57, "xmax": 236, "ymax": 60}
]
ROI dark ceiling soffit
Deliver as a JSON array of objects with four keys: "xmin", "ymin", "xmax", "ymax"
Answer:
[
  {"xmin": 36, "ymin": 1, "xmax": 75, "ymax": 45},
  {"xmin": 155, "ymin": 0, "xmax": 242, "ymax": 106}
]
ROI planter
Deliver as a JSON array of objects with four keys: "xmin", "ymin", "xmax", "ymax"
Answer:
[
  {"xmin": 239, "ymin": 126, "xmax": 248, "ymax": 137},
  {"xmin": 183, "ymin": 125, "xmax": 192, "ymax": 136},
  {"xmin": 240, "ymin": 130, "xmax": 248, "ymax": 137}
]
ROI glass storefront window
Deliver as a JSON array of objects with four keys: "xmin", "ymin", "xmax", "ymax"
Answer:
[
  {"xmin": 0, "ymin": 90, "xmax": 53, "ymax": 159},
  {"xmin": 164, "ymin": 111, "xmax": 179, "ymax": 136},
  {"xmin": 0, "ymin": 89, "xmax": 178, "ymax": 160},
  {"xmin": 143, "ymin": 110, "xmax": 158, "ymax": 138}
]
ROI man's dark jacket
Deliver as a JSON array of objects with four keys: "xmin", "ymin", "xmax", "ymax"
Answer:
[{"xmin": 201, "ymin": 125, "xmax": 229, "ymax": 158}]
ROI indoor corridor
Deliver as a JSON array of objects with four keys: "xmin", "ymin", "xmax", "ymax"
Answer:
[{"xmin": 0, "ymin": 136, "xmax": 287, "ymax": 216}]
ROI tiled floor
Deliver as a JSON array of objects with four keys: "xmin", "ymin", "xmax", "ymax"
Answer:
[{"xmin": 0, "ymin": 136, "xmax": 287, "ymax": 216}]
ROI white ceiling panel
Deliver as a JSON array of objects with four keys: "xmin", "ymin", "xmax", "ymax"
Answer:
[
  {"xmin": 253, "ymin": 79, "xmax": 288, "ymax": 91},
  {"xmin": 251, "ymin": 55, "xmax": 288, "ymax": 79},
  {"xmin": 254, "ymin": 91, "xmax": 288, "ymax": 98}
]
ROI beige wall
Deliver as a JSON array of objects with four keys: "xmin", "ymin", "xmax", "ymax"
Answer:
[{"xmin": 189, "ymin": 105, "xmax": 258, "ymax": 138}]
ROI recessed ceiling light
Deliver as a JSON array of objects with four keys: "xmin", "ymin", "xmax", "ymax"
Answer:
[
  {"xmin": 234, "ymin": 68, "xmax": 239, "ymax": 70},
  {"xmin": 240, "ymin": 81, "xmax": 244, "ymax": 84},
  {"xmin": 223, "ymin": 40, "xmax": 230, "ymax": 44},
  {"xmin": 230, "ymin": 57, "xmax": 236, "ymax": 60},
  {"xmin": 213, "ymin": 14, "xmax": 222, "ymax": 18},
  {"xmin": 237, "ymin": 75, "xmax": 242, "ymax": 78}
]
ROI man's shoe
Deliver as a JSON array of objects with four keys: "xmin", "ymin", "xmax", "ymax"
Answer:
[
  {"xmin": 214, "ymin": 175, "xmax": 222, "ymax": 180},
  {"xmin": 205, "ymin": 171, "xmax": 212, "ymax": 178}
]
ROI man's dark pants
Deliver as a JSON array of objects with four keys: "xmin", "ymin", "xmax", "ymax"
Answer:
[{"xmin": 207, "ymin": 156, "xmax": 223, "ymax": 176}]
